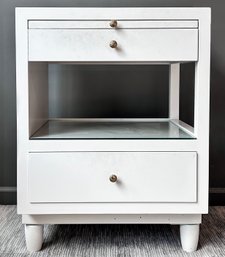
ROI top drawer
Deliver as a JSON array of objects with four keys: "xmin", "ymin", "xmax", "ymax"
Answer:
[{"xmin": 28, "ymin": 20, "xmax": 198, "ymax": 62}]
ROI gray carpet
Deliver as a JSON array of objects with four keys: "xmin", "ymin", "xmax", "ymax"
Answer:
[{"xmin": 0, "ymin": 206, "xmax": 225, "ymax": 257}]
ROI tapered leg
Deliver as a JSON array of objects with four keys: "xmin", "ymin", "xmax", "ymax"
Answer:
[
  {"xmin": 180, "ymin": 224, "xmax": 199, "ymax": 252},
  {"xmin": 25, "ymin": 224, "xmax": 43, "ymax": 252}
]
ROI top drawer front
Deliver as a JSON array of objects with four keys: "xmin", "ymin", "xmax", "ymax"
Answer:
[{"xmin": 28, "ymin": 20, "xmax": 198, "ymax": 62}]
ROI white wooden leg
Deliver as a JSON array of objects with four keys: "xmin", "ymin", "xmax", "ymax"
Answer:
[
  {"xmin": 25, "ymin": 224, "xmax": 43, "ymax": 252},
  {"xmin": 180, "ymin": 224, "xmax": 199, "ymax": 252}
]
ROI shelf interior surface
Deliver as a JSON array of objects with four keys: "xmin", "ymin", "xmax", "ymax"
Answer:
[{"xmin": 30, "ymin": 119, "xmax": 194, "ymax": 140}]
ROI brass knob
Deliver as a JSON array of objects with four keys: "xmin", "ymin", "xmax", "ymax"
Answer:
[
  {"xmin": 110, "ymin": 20, "xmax": 118, "ymax": 28},
  {"xmin": 109, "ymin": 40, "xmax": 117, "ymax": 49},
  {"xmin": 109, "ymin": 174, "xmax": 118, "ymax": 183}
]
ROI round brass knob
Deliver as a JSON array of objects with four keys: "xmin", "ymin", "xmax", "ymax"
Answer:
[
  {"xmin": 109, "ymin": 40, "xmax": 118, "ymax": 49},
  {"xmin": 110, "ymin": 20, "xmax": 118, "ymax": 28},
  {"xmin": 109, "ymin": 174, "xmax": 118, "ymax": 183}
]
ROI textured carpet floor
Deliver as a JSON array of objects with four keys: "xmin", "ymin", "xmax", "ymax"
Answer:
[{"xmin": 0, "ymin": 206, "xmax": 225, "ymax": 257}]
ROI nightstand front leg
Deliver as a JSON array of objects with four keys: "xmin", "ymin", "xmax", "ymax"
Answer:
[
  {"xmin": 180, "ymin": 224, "xmax": 199, "ymax": 252},
  {"xmin": 25, "ymin": 224, "xmax": 43, "ymax": 252}
]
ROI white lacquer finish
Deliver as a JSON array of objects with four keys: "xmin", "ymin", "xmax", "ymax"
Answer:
[
  {"xmin": 25, "ymin": 225, "xmax": 43, "ymax": 252},
  {"xmin": 169, "ymin": 63, "xmax": 180, "ymax": 120},
  {"xmin": 28, "ymin": 62, "xmax": 48, "ymax": 136},
  {"xmin": 23, "ymin": 214, "xmax": 201, "ymax": 225},
  {"xmin": 16, "ymin": 7, "xmax": 211, "ymax": 252},
  {"xmin": 29, "ymin": 20, "xmax": 198, "ymax": 29},
  {"xmin": 180, "ymin": 224, "xmax": 200, "ymax": 252},
  {"xmin": 29, "ymin": 28, "xmax": 198, "ymax": 62},
  {"xmin": 28, "ymin": 152, "xmax": 197, "ymax": 203}
]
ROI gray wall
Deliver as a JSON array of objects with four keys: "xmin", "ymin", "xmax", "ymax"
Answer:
[{"xmin": 0, "ymin": 0, "xmax": 224, "ymax": 204}]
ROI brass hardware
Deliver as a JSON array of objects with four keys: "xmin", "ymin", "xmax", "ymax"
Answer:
[
  {"xmin": 110, "ymin": 20, "xmax": 118, "ymax": 28},
  {"xmin": 109, "ymin": 40, "xmax": 118, "ymax": 49},
  {"xmin": 109, "ymin": 174, "xmax": 118, "ymax": 183}
]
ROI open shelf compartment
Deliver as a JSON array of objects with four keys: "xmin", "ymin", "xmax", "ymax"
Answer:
[{"xmin": 28, "ymin": 62, "xmax": 195, "ymax": 140}]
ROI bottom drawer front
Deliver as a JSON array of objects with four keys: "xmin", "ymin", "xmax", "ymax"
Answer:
[{"xmin": 28, "ymin": 152, "xmax": 197, "ymax": 203}]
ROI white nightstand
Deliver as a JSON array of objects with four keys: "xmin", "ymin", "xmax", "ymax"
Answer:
[{"xmin": 16, "ymin": 7, "xmax": 211, "ymax": 252}]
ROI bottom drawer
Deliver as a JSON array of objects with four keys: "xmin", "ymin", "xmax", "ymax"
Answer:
[{"xmin": 28, "ymin": 152, "xmax": 197, "ymax": 203}]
